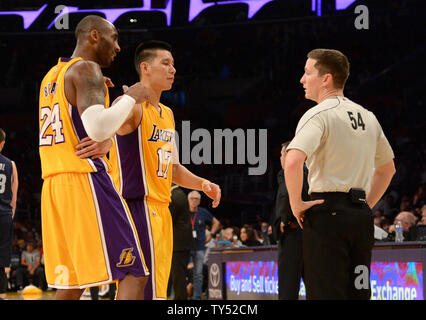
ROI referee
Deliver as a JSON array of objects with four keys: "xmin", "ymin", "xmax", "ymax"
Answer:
[{"xmin": 285, "ymin": 49, "xmax": 395, "ymax": 300}]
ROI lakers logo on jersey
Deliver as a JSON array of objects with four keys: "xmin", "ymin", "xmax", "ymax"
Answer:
[
  {"xmin": 147, "ymin": 124, "xmax": 174, "ymax": 143},
  {"xmin": 108, "ymin": 102, "xmax": 175, "ymax": 203},
  {"xmin": 116, "ymin": 248, "xmax": 136, "ymax": 267}
]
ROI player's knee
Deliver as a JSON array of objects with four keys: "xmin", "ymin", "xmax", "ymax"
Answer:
[{"xmin": 134, "ymin": 275, "xmax": 148, "ymax": 288}]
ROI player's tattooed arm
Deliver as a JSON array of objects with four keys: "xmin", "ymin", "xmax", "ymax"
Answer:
[{"xmin": 71, "ymin": 61, "xmax": 106, "ymax": 116}]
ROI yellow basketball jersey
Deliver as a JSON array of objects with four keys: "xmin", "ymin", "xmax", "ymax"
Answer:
[
  {"xmin": 39, "ymin": 57, "xmax": 111, "ymax": 179},
  {"xmin": 109, "ymin": 102, "xmax": 175, "ymax": 204}
]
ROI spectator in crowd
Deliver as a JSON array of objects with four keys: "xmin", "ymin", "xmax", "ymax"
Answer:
[
  {"xmin": 231, "ymin": 229, "xmax": 243, "ymax": 247},
  {"xmin": 188, "ymin": 190, "xmax": 220, "ymax": 300},
  {"xmin": 220, "ymin": 227, "xmax": 242, "ymax": 248},
  {"xmin": 16, "ymin": 242, "xmax": 44, "ymax": 291},
  {"xmin": 388, "ymin": 211, "xmax": 418, "ymax": 241},
  {"xmin": 259, "ymin": 221, "xmax": 274, "ymax": 245},
  {"xmin": 418, "ymin": 205, "xmax": 426, "ymax": 225},
  {"xmin": 240, "ymin": 225, "xmax": 262, "ymax": 247},
  {"xmin": 380, "ymin": 217, "xmax": 391, "ymax": 233},
  {"xmin": 374, "ymin": 216, "xmax": 382, "ymax": 228},
  {"xmin": 407, "ymin": 205, "xmax": 426, "ymax": 241}
]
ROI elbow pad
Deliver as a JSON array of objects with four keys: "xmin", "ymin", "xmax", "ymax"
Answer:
[{"xmin": 80, "ymin": 94, "xmax": 136, "ymax": 142}]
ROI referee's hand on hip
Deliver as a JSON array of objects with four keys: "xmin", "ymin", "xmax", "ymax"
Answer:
[{"xmin": 292, "ymin": 199, "xmax": 324, "ymax": 229}]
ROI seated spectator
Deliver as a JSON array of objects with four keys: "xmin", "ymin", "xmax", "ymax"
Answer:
[
  {"xmin": 221, "ymin": 227, "xmax": 242, "ymax": 248},
  {"xmin": 240, "ymin": 225, "xmax": 262, "ymax": 247},
  {"xmin": 15, "ymin": 242, "xmax": 45, "ymax": 291},
  {"xmin": 407, "ymin": 205, "xmax": 426, "ymax": 241},
  {"xmin": 374, "ymin": 225, "xmax": 388, "ymax": 241},
  {"xmin": 418, "ymin": 205, "xmax": 426, "ymax": 225},
  {"xmin": 380, "ymin": 217, "xmax": 391, "ymax": 233},
  {"xmin": 259, "ymin": 222, "xmax": 274, "ymax": 245},
  {"xmin": 374, "ymin": 216, "xmax": 382, "ymax": 228},
  {"xmin": 217, "ymin": 228, "xmax": 232, "ymax": 247},
  {"xmin": 388, "ymin": 211, "xmax": 418, "ymax": 241}
]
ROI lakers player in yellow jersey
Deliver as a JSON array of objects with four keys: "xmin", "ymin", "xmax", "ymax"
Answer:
[
  {"xmin": 39, "ymin": 15, "xmax": 152, "ymax": 300},
  {"xmin": 106, "ymin": 41, "xmax": 221, "ymax": 299}
]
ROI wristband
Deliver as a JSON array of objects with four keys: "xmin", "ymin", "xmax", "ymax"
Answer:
[{"xmin": 201, "ymin": 179, "xmax": 211, "ymax": 191}]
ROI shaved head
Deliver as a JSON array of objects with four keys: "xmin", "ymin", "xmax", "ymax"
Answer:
[
  {"xmin": 75, "ymin": 15, "xmax": 115, "ymax": 42},
  {"xmin": 73, "ymin": 15, "xmax": 120, "ymax": 67}
]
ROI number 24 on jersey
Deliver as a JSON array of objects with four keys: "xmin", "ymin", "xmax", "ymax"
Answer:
[{"xmin": 40, "ymin": 103, "xmax": 65, "ymax": 146}]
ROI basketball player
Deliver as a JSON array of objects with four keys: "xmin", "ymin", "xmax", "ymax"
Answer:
[
  {"xmin": 0, "ymin": 129, "xmax": 18, "ymax": 299},
  {"xmin": 39, "ymin": 15, "xmax": 151, "ymax": 300},
  {"xmin": 106, "ymin": 40, "xmax": 221, "ymax": 300},
  {"xmin": 285, "ymin": 49, "xmax": 395, "ymax": 299}
]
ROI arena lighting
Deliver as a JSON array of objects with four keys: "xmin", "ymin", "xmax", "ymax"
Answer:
[
  {"xmin": 188, "ymin": 0, "xmax": 274, "ymax": 21},
  {"xmin": 0, "ymin": 0, "xmax": 361, "ymax": 29},
  {"xmin": 0, "ymin": 3, "xmax": 47, "ymax": 29},
  {"xmin": 47, "ymin": 0, "xmax": 173, "ymax": 29},
  {"xmin": 312, "ymin": 0, "xmax": 359, "ymax": 16}
]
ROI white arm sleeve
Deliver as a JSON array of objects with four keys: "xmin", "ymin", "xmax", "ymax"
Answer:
[{"xmin": 80, "ymin": 94, "xmax": 136, "ymax": 142}]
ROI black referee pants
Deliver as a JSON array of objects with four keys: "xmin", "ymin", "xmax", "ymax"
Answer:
[{"xmin": 302, "ymin": 193, "xmax": 374, "ymax": 300}]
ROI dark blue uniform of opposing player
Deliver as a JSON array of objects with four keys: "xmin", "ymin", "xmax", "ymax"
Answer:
[{"xmin": 0, "ymin": 129, "xmax": 18, "ymax": 298}]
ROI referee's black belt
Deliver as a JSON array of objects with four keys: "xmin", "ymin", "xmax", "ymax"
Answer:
[{"xmin": 310, "ymin": 188, "xmax": 366, "ymax": 204}]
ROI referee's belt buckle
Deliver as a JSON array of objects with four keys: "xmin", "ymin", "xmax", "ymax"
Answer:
[{"xmin": 349, "ymin": 188, "xmax": 366, "ymax": 204}]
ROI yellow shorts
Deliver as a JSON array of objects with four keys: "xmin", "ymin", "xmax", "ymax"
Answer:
[
  {"xmin": 125, "ymin": 198, "xmax": 173, "ymax": 299},
  {"xmin": 41, "ymin": 171, "xmax": 149, "ymax": 289}
]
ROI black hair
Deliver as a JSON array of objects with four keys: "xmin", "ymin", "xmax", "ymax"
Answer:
[{"xmin": 134, "ymin": 40, "xmax": 172, "ymax": 76}]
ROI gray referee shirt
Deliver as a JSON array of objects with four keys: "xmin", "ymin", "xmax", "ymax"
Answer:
[{"xmin": 287, "ymin": 96, "xmax": 394, "ymax": 195}]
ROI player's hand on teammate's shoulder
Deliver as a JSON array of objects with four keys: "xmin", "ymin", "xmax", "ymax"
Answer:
[
  {"xmin": 75, "ymin": 136, "xmax": 112, "ymax": 159},
  {"xmin": 202, "ymin": 181, "xmax": 221, "ymax": 208},
  {"xmin": 123, "ymin": 82, "xmax": 149, "ymax": 104},
  {"xmin": 104, "ymin": 76, "xmax": 114, "ymax": 88}
]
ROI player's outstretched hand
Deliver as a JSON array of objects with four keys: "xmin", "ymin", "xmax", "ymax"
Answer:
[
  {"xmin": 75, "ymin": 136, "xmax": 112, "ymax": 159},
  {"xmin": 202, "ymin": 181, "xmax": 221, "ymax": 208}
]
